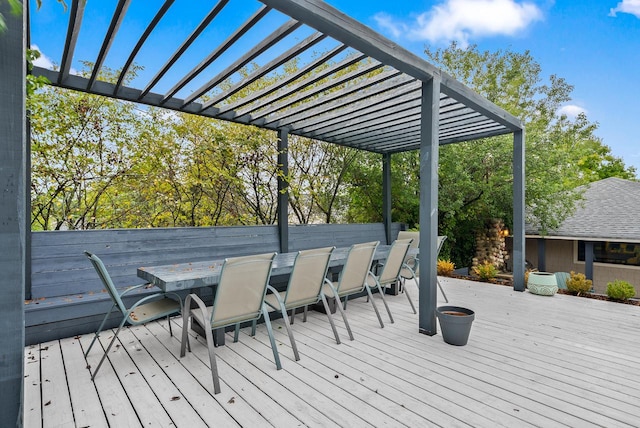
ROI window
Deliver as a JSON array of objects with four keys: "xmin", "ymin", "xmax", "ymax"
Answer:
[{"xmin": 578, "ymin": 241, "xmax": 640, "ymax": 266}]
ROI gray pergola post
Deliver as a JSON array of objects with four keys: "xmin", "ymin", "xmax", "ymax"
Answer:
[
  {"xmin": 382, "ymin": 152, "xmax": 392, "ymax": 245},
  {"xmin": 584, "ymin": 241, "xmax": 594, "ymax": 281},
  {"xmin": 537, "ymin": 238, "xmax": 546, "ymax": 272},
  {"xmin": 0, "ymin": 2, "xmax": 26, "ymax": 426},
  {"xmin": 418, "ymin": 77, "xmax": 440, "ymax": 335},
  {"xmin": 512, "ymin": 129, "xmax": 526, "ymax": 291},
  {"xmin": 277, "ymin": 128, "xmax": 289, "ymax": 253}
]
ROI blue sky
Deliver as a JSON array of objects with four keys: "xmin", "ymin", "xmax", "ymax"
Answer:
[{"xmin": 30, "ymin": 0, "xmax": 640, "ymax": 175}]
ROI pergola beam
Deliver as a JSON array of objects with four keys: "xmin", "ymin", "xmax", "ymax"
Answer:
[
  {"xmin": 87, "ymin": 0, "xmax": 130, "ymax": 91},
  {"xmin": 58, "ymin": 0, "xmax": 86, "ymax": 85},
  {"xmin": 139, "ymin": 0, "xmax": 229, "ymax": 99}
]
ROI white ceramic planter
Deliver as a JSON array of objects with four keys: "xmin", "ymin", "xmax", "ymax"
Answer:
[{"xmin": 527, "ymin": 272, "xmax": 558, "ymax": 296}]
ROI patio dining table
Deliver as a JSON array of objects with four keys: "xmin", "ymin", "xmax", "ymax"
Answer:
[
  {"xmin": 136, "ymin": 244, "xmax": 400, "ymax": 345},
  {"xmin": 137, "ymin": 245, "xmax": 398, "ymax": 293}
]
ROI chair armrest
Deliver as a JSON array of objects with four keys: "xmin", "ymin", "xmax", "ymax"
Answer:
[
  {"xmin": 119, "ymin": 283, "xmax": 149, "ymax": 297},
  {"xmin": 184, "ymin": 293, "xmax": 210, "ymax": 326},
  {"xmin": 366, "ymin": 270, "xmax": 379, "ymax": 287},
  {"xmin": 264, "ymin": 284, "xmax": 283, "ymax": 310}
]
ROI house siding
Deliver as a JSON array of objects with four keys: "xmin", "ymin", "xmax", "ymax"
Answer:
[{"xmin": 526, "ymin": 238, "xmax": 640, "ymax": 296}]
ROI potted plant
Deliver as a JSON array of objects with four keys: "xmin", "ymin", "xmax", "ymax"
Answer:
[
  {"xmin": 527, "ymin": 271, "xmax": 558, "ymax": 295},
  {"xmin": 436, "ymin": 306, "xmax": 475, "ymax": 346}
]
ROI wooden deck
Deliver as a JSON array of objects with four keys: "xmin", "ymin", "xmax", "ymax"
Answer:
[{"xmin": 24, "ymin": 277, "xmax": 640, "ymax": 427}]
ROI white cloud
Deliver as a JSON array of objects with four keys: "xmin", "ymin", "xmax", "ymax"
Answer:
[
  {"xmin": 558, "ymin": 104, "xmax": 587, "ymax": 119},
  {"xmin": 373, "ymin": 13, "xmax": 407, "ymax": 39},
  {"xmin": 30, "ymin": 45, "xmax": 54, "ymax": 69},
  {"xmin": 375, "ymin": 0, "xmax": 543, "ymax": 47},
  {"xmin": 609, "ymin": 0, "xmax": 640, "ymax": 17},
  {"xmin": 30, "ymin": 44, "xmax": 79, "ymax": 75}
]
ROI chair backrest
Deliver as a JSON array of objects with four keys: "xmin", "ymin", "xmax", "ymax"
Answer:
[
  {"xmin": 555, "ymin": 271, "xmax": 570, "ymax": 290},
  {"xmin": 283, "ymin": 246, "xmax": 335, "ymax": 308},
  {"xmin": 437, "ymin": 235, "xmax": 447, "ymax": 254},
  {"xmin": 396, "ymin": 233, "xmax": 446, "ymax": 277},
  {"xmin": 378, "ymin": 239, "xmax": 412, "ymax": 285},
  {"xmin": 336, "ymin": 241, "xmax": 379, "ymax": 295},
  {"xmin": 398, "ymin": 231, "xmax": 419, "ymax": 249},
  {"xmin": 211, "ymin": 252, "xmax": 276, "ymax": 328},
  {"xmin": 397, "ymin": 231, "xmax": 446, "ymax": 253},
  {"xmin": 84, "ymin": 251, "xmax": 127, "ymax": 315}
]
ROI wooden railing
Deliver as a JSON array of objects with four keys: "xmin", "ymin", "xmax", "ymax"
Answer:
[{"xmin": 26, "ymin": 223, "xmax": 402, "ymax": 344}]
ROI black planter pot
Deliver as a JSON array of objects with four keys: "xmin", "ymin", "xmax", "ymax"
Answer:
[{"xmin": 436, "ymin": 306, "xmax": 475, "ymax": 346}]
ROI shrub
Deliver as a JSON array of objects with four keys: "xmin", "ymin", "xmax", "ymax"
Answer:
[
  {"xmin": 606, "ymin": 280, "xmax": 636, "ymax": 300},
  {"xmin": 472, "ymin": 261, "xmax": 498, "ymax": 281},
  {"xmin": 566, "ymin": 271, "xmax": 592, "ymax": 296},
  {"xmin": 437, "ymin": 259, "xmax": 455, "ymax": 276}
]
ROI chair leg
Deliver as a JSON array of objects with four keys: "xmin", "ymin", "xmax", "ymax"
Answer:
[
  {"xmin": 320, "ymin": 293, "xmax": 341, "ymax": 344},
  {"xmin": 261, "ymin": 305, "xmax": 282, "ymax": 370},
  {"xmin": 91, "ymin": 318, "xmax": 127, "ymax": 381},
  {"xmin": 180, "ymin": 311, "xmax": 191, "ymax": 358},
  {"xmin": 277, "ymin": 302, "xmax": 300, "ymax": 361},
  {"xmin": 289, "ymin": 309, "xmax": 295, "ymax": 325},
  {"xmin": 303, "ymin": 305, "xmax": 308, "ymax": 322},
  {"xmin": 375, "ymin": 283, "xmax": 395, "ymax": 324},
  {"xmin": 437, "ymin": 278, "xmax": 449, "ymax": 303},
  {"xmin": 234, "ymin": 324, "xmax": 240, "ymax": 342},
  {"xmin": 167, "ymin": 315, "xmax": 173, "ymax": 337},
  {"xmin": 203, "ymin": 320, "xmax": 221, "ymax": 394},
  {"xmin": 251, "ymin": 320, "xmax": 257, "ymax": 337},
  {"xmin": 404, "ymin": 282, "xmax": 417, "ymax": 314},
  {"xmin": 365, "ymin": 287, "xmax": 385, "ymax": 328},
  {"xmin": 85, "ymin": 304, "xmax": 116, "ymax": 357}
]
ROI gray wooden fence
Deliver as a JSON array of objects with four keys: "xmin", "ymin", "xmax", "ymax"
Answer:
[{"xmin": 26, "ymin": 223, "xmax": 403, "ymax": 344}]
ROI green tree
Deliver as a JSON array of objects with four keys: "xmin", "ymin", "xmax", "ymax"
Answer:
[
  {"xmin": 29, "ymin": 64, "xmax": 151, "ymax": 230},
  {"xmin": 428, "ymin": 43, "xmax": 636, "ymax": 265},
  {"xmin": 288, "ymin": 137, "xmax": 361, "ymax": 223}
]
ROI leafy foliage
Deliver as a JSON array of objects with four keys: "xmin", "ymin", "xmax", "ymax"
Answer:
[
  {"xmin": 472, "ymin": 261, "xmax": 498, "ymax": 281},
  {"xmin": 566, "ymin": 271, "xmax": 593, "ymax": 296},
  {"xmin": 437, "ymin": 259, "xmax": 455, "ymax": 277},
  {"xmin": 606, "ymin": 280, "xmax": 636, "ymax": 300}
]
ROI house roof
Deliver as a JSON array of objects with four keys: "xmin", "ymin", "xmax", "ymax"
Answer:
[
  {"xmin": 29, "ymin": 0, "xmax": 523, "ymax": 154},
  {"xmin": 526, "ymin": 177, "xmax": 640, "ymax": 242}
]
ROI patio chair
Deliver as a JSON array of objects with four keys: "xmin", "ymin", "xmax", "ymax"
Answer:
[
  {"xmin": 180, "ymin": 252, "xmax": 279, "ymax": 395},
  {"xmin": 322, "ymin": 241, "xmax": 384, "ymax": 332},
  {"xmin": 83, "ymin": 251, "xmax": 182, "ymax": 380},
  {"xmin": 399, "ymin": 233, "xmax": 449, "ymax": 303},
  {"xmin": 371, "ymin": 238, "xmax": 415, "ymax": 315},
  {"xmin": 264, "ymin": 247, "xmax": 350, "ymax": 351},
  {"xmin": 555, "ymin": 271, "xmax": 570, "ymax": 290}
]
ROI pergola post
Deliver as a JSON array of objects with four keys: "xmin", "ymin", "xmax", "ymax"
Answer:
[
  {"xmin": 418, "ymin": 77, "xmax": 440, "ymax": 336},
  {"xmin": 277, "ymin": 128, "xmax": 289, "ymax": 253},
  {"xmin": 537, "ymin": 238, "xmax": 546, "ymax": 272},
  {"xmin": 512, "ymin": 129, "xmax": 526, "ymax": 291},
  {"xmin": 584, "ymin": 241, "xmax": 594, "ymax": 281},
  {"xmin": 0, "ymin": 2, "xmax": 27, "ymax": 425},
  {"xmin": 382, "ymin": 152, "xmax": 392, "ymax": 245}
]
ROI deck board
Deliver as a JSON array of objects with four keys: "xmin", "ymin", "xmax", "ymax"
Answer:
[
  {"xmin": 40, "ymin": 340, "xmax": 75, "ymax": 428},
  {"xmin": 59, "ymin": 337, "xmax": 109, "ymax": 428},
  {"xmin": 25, "ymin": 277, "xmax": 640, "ymax": 427}
]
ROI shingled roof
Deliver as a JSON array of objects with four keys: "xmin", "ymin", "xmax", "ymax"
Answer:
[{"xmin": 527, "ymin": 177, "xmax": 640, "ymax": 242}]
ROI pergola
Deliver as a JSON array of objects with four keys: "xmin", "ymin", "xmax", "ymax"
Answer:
[{"xmin": 0, "ymin": 0, "xmax": 525, "ymax": 424}]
